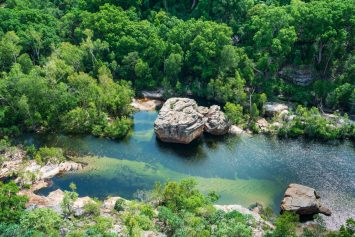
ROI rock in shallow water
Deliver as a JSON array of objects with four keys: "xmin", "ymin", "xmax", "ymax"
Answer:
[
  {"xmin": 154, "ymin": 98, "xmax": 206, "ymax": 144},
  {"xmin": 281, "ymin": 183, "xmax": 331, "ymax": 216},
  {"xmin": 204, "ymin": 105, "xmax": 231, "ymax": 135},
  {"xmin": 154, "ymin": 98, "xmax": 230, "ymax": 144}
]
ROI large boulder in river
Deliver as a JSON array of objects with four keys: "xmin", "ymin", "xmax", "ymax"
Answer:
[
  {"xmin": 281, "ymin": 184, "xmax": 331, "ymax": 216},
  {"xmin": 204, "ymin": 105, "xmax": 230, "ymax": 135},
  {"xmin": 154, "ymin": 98, "xmax": 206, "ymax": 144}
]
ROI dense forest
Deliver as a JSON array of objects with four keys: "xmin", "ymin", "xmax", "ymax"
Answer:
[{"xmin": 0, "ymin": 0, "xmax": 354, "ymax": 139}]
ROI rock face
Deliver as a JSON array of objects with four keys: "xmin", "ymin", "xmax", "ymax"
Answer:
[
  {"xmin": 279, "ymin": 65, "xmax": 315, "ymax": 86},
  {"xmin": 154, "ymin": 98, "xmax": 230, "ymax": 144},
  {"xmin": 204, "ymin": 105, "xmax": 231, "ymax": 135},
  {"xmin": 281, "ymin": 184, "xmax": 331, "ymax": 216},
  {"xmin": 263, "ymin": 102, "xmax": 289, "ymax": 117},
  {"xmin": 142, "ymin": 89, "xmax": 165, "ymax": 99}
]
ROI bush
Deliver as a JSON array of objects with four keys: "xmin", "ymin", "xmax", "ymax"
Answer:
[
  {"xmin": 20, "ymin": 208, "xmax": 62, "ymax": 237},
  {"xmin": 114, "ymin": 198, "xmax": 125, "ymax": 212},
  {"xmin": 0, "ymin": 181, "xmax": 28, "ymax": 223},
  {"xmin": 84, "ymin": 200, "xmax": 101, "ymax": 217},
  {"xmin": 266, "ymin": 212, "xmax": 299, "ymax": 237},
  {"xmin": 155, "ymin": 179, "xmax": 212, "ymax": 213},
  {"xmin": 102, "ymin": 117, "xmax": 133, "ymax": 139},
  {"xmin": 34, "ymin": 147, "xmax": 65, "ymax": 165},
  {"xmin": 224, "ymin": 102, "xmax": 244, "ymax": 125}
]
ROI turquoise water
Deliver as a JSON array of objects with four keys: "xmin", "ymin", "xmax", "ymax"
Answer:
[{"xmin": 18, "ymin": 111, "xmax": 355, "ymax": 229}]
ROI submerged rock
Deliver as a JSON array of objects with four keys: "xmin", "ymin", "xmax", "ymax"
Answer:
[
  {"xmin": 154, "ymin": 98, "xmax": 231, "ymax": 144},
  {"xmin": 281, "ymin": 184, "xmax": 331, "ymax": 216}
]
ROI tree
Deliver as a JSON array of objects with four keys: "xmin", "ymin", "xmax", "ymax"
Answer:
[
  {"xmin": 0, "ymin": 181, "xmax": 28, "ymax": 223},
  {"xmin": 224, "ymin": 102, "xmax": 244, "ymax": 125},
  {"xmin": 20, "ymin": 208, "xmax": 62, "ymax": 237},
  {"xmin": 0, "ymin": 31, "xmax": 21, "ymax": 70}
]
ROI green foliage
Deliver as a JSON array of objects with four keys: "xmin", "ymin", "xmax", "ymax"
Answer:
[
  {"xmin": 155, "ymin": 179, "xmax": 253, "ymax": 237},
  {"xmin": 0, "ymin": 181, "xmax": 28, "ymax": 223},
  {"xmin": 224, "ymin": 102, "xmax": 245, "ymax": 125},
  {"xmin": 266, "ymin": 212, "xmax": 298, "ymax": 237},
  {"xmin": 61, "ymin": 190, "xmax": 79, "ymax": 217},
  {"xmin": 114, "ymin": 198, "xmax": 125, "ymax": 212},
  {"xmin": 84, "ymin": 200, "xmax": 101, "ymax": 217},
  {"xmin": 278, "ymin": 106, "xmax": 354, "ymax": 140},
  {"xmin": 34, "ymin": 147, "xmax": 65, "ymax": 165},
  {"xmin": 0, "ymin": 0, "xmax": 353, "ymax": 138},
  {"xmin": 20, "ymin": 208, "xmax": 63, "ymax": 237}
]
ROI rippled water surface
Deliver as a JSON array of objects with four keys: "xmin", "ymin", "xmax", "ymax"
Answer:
[{"xmin": 18, "ymin": 111, "xmax": 355, "ymax": 229}]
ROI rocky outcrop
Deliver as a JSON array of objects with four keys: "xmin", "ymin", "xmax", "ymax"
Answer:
[
  {"xmin": 263, "ymin": 102, "xmax": 289, "ymax": 117},
  {"xmin": 281, "ymin": 184, "xmax": 331, "ymax": 216},
  {"xmin": 154, "ymin": 98, "xmax": 206, "ymax": 144},
  {"xmin": 14, "ymin": 161, "xmax": 82, "ymax": 185},
  {"xmin": 204, "ymin": 105, "xmax": 231, "ymax": 135},
  {"xmin": 215, "ymin": 205, "xmax": 274, "ymax": 237},
  {"xmin": 279, "ymin": 66, "xmax": 315, "ymax": 86},
  {"xmin": 154, "ymin": 98, "xmax": 230, "ymax": 144}
]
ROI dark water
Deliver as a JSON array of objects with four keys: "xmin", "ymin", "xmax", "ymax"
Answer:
[{"xmin": 18, "ymin": 111, "xmax": 355, "ymax": 229}]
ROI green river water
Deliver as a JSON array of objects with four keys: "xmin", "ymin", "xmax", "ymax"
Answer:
[{"xmin": 18, "ymin": 111, "xmax": 355, "ymax": 229}]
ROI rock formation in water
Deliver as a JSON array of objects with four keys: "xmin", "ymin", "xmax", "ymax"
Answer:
[
  {"xmin": 154, "ymin": 98, "xmax": 206, "ymax": 144},
  {"xmin": 281, "ymin": 183, "xmax": 331, "ymax": 216},
  {"xmin": 204, "ymin": 105, "xmax": 231, "ymax": 135},
  {"xmin": 154, "ymin": 98, "xmax": 230, "ymax": 144}
]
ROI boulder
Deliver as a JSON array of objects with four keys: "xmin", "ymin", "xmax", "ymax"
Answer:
[
  {"xmin": 281, "ymin": 184, "xmax": 331, "ymax": 216},
  {"xmin": 154, "ymin": 98, "xmax": 206, "ymax": 144},
  {"xmin": 101, "ymin": 197, "xmax": 122, "ymax": 213},
  {"xmin": 204, "ymin": 105, "xmax": 230, "ymax": 135},
  {"xmin": 73, "ymin": 197, "xmax": 96, "ymax": 217},
  {"xmin": 264, "ymin": 103, "xmax": 289, "ymax": 117},
  {"xmin": 229, "ymin": 125, "xmax": 244, "ymax": 135},
  {"xmin": 154, "ymin": 98, "xmax": 231, "ymax": 144}
]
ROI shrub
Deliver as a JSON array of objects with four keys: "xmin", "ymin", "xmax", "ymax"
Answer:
[
  {"xmin": 20, "ymin": 208, "xmax": 62, "ymax": 237},
  {"xmin": 84, "ymin": 201, "xmax": 101, "ymax": 217},
  {"xmin": 114, "ymin": 198, "xmax": 125, "ymax": 212},
  {"xmin": 0, "ymin": 181, "xmax": 28, "ymax": 223},
  {"xmin": 266, "ymin": 212, "xmax": 298, "ymax": 237},
  {"xmin": 224, "ymin": 102, "xmax": 244, "ymax": 125},
  {"xmin": 61, "ymin": 190, "xmax": 79, "ymax": 217},
  {"xmin": 34, "ymin": 147, "xmax": 65, "ymax": 165}
]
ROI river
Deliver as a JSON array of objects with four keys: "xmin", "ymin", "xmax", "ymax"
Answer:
[{"xmin": 18, "ymin": 111, "xmax": 355, "ymax": 229}]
